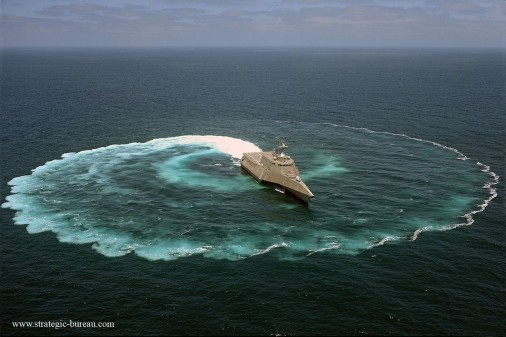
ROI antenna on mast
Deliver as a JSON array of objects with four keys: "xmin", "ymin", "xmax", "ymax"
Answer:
[{"xmin": 277, "ymin": 140, "xmax": 288, "ymax": 157}]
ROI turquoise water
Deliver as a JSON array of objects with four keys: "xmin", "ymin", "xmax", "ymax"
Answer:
[
  {"xmin": 2, "ymin": 123, "xmax": 497, "ymax": 262},
  {"xmin": 1, "ymin": 48, "xmax": 503, "ymax": 336}
]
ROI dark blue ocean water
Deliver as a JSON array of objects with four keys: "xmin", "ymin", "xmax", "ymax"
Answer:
[{"xmin": 1, "ymin": 48, "xmax": 504, "ymax": 336}]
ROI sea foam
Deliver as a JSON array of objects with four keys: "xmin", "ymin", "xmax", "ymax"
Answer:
[
  {"xmin": 2, "ymin": 129, "xmax": 498, "ymax": 261},
  {"xmin": 320, "ymin": 122, "xmax": 500, "ymax": 240}
]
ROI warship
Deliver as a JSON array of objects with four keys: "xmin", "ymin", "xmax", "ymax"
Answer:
[{"xmin": 241, "ymin": 143, "xmax": 314, "ymax": 203}]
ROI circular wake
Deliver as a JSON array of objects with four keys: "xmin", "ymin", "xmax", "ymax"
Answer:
[{"xmin": 2, "ymin": 127, "xmax": 499, "ymax": 261}]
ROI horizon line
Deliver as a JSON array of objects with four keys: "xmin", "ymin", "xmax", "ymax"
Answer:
[{"xmin": 1, "ymin": 45, "xmax": 503, "ymax": 50}]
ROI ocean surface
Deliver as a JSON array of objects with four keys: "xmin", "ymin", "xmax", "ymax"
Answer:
[{"xmin": 1, "ymin": 47, "xmax": 504, "ymax": 336}]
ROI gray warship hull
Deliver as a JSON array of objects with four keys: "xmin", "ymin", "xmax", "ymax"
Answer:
[{"xmin": 241, "ymin": 149, "xmax": 314, "ymax": 203}]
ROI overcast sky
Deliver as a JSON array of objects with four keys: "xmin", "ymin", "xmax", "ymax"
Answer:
[{"xmin": 1, "ymin": 0, "xmax": 504, "ymax": 47}]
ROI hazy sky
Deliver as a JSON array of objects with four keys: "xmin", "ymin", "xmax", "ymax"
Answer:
[{"xmin": 1, "ymin": 0, "xmax": 504, "ymax": 47}]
